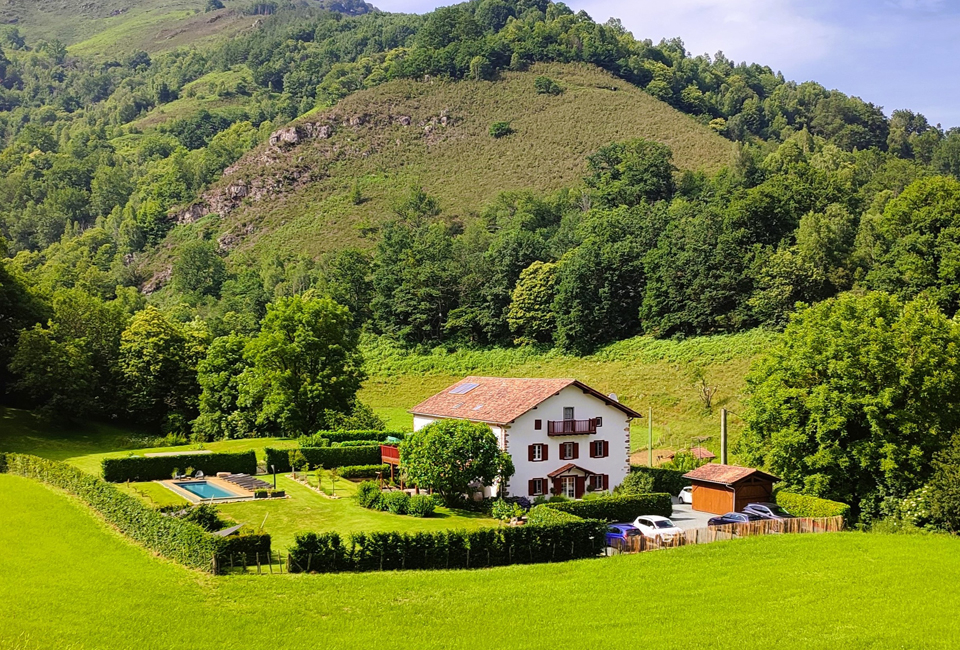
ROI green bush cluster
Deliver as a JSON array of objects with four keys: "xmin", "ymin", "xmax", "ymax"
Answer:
[
  {"xmin": 264, "ymin": 445, "xmax": 382, "ymax": 473},
  {"xmin": 489, "ymin": 121, "xmax": 513, "ymax": 138},
  {"xmin": 299, "ymin": 430, "xmax": 404, "ymax": 446},
  {"xmin": 287, "ymin": 519, "xmax": 608, "ymax": 573},
  {"xmin": 338, "ymin": 464, "xmax": 389, "ymax": 479},
  {"xmin": 546, "ymin": 493, "xmax": 672, "ymax": 521},
  {"xmin": 101, "ymin": 451, "xmax": 257, "ymax": 483},
  {"xmin": 526, "ymin": 504, "xmax": 582, "ymax": 526},
  {"xmin": 382, "ymin": 491, "xmax": 410, "ymax": 514},
  {"xmin": 776, "ymin": 491, "xmax": 852, "ymax": 524},
  {"xmin": 628, "ymin": 466, "xmax": 690, "ymax": 495},
  {"xmin": 407, "ymin": 494, "xmax": 436, "ymax": 518},
  {"xmin": 3, "ymin": 454, "xmax": 269, "ymax": 572},
  {"xmin": 220, "ymin": 530, "xmax": 273, "ymax": 564},
  {"xmin": 534, "ymin": 75, "xmax": 563, "ymax": 95}
]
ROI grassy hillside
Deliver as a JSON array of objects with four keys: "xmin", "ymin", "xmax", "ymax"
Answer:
[
  {"xmin": 359, "ymin": 329, "xmax": 773, "ymax": 460},
  {"xmin": 2, "ymin": 0, "xmax": 259, "ymax": 55},
  {"xmin": 149, "ymin": 62, "xmax": 734, "ymax": 281},
  {"xmin": 4, "ymin": 473, "xmax": 960, "ymax": 649}
]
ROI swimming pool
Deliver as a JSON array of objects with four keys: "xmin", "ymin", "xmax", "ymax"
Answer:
[{"xmin": 175, "ymin": 481, "xmax": 238, "ymax": 500}]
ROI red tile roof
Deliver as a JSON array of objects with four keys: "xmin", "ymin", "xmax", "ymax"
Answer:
[
  {"xmin": 410, "ymin": 376, "xmax": 642, "ymax": 425},
  {"xmin": 547, "ymin": 463, "xmax": 596, "ymax": 478},
  {"xmin": 683, "ymin": 464, "xmax": 779, "ymax": 486}
]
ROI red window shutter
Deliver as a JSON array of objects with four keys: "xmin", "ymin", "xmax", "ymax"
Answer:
[
  {"xmin": 575, "ymin": 476, "xmax": 585, "ymax": 499},
  {"xmin": 542, "ymin": 444, "xmax": 549, "ymax": 461},
  {"xmin": 552, "ymin": 477, "xmax": 562, "ymax": 496},
  {"xmin": 602, "ymin": 440, "xmax": 609, "ymax": 458},
  {"xmin": 535, "ymin": 419, "xmax": 542, "ymax": 430},
  {"xmin": 572, "ymin": 442, "xmax": 579, "ymax": 460},
  {"xmin": 528, "ymin": 479, "xmax": 536, "ymax": 496},
  {"xmin": 528, "ymin": 445, "xmax": 535, "ymax": 462},
  {"xmin": 589, "ymin": 441, "xmax": 596, "ymax": 458},
  {"xmin": 603, "ymin": 474, "xmax": 609, "ymax": 490}
]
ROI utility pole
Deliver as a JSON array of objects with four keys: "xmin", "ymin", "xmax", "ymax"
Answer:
[
  {"xmin": 648, "ymin": 407, "xmax": 653, "ymax": 467},
  {"xmin": 720, "ymin": 408, "xmax": 728, "ymax": 465}
]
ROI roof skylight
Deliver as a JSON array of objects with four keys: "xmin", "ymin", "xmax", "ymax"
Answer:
[{"xmin": 449, "ymin": 382, "xmax": 480, "ymax": 395}]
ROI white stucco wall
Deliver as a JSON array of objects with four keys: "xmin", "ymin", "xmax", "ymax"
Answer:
[{"xmin": 412, "ymin": 385, "xmax": 631, "ymax": 499}]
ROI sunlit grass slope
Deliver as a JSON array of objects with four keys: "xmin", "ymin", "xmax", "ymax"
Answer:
[{"xmin": 3, "ymin": 473, "xmax": 960, "ymax": 650}]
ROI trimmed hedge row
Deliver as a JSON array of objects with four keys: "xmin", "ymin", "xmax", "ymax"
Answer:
[
  {"xmin": 265, "ymin": 445, "xmax": 382, "ymax": 473},
  {"xmin": 776, "ymin": 491, "xmax": 852, "ymax": 523},
  {"xmin": 287, "ymin": 519, "xmax": 608, "ymax": 573},
  {"xmin": 221, "ymin": 531, "xmax": 273, "ymax": 564},
  {"xmin": 4, "ymin": 453, "xmax": 220, "ymax": 570},
  {"xmin": 301, "ymin": 430, "xmax": 405, "ymax": 445},
  {"xmin": 629, "ymin": 466, "xmax": 690, "ymax": 495},
  {"xmin": 338, "ymin": 464, "xmax": 389, "ymax": 479},
  {"xmin": 545, "ymin": 493, "xmax": 673, "ymax": 521},
  {"xmin": 102, "ymin": 450, "xmax": 257, "ymax": 483}
]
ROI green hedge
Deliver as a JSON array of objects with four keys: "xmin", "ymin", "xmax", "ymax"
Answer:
[
  {"xmin": 287, "ymin": 519, "xmax": 607, "ymax": 573},
  {"xmin": 338, "ymin": 464, "xmax": 389, "ymax": 479},
  {"xmin": 220, "ymin": 532, "xmax": 273, "ymax": 564},
  {"xmin": 102, "ymin": 451, "xmax": 257, "ymax": 482},
  {"xmin": 265, "ymin": 445, "xmax": 382, "ymax": 473},
  {"xmin": 300, "ymin": 430, "xmax": 405, "ymax": 445},
  {"xmin": 628, "ymin": 466, "xmax": 690, "ymax": 495},
  {"xmin": 526, "ymin": 504, "xmax": 582, "ymax": 526},
  {"xmin": 545, "ymin": 493, "xmax": 672, "ymax": 521},
  {"xmin": 776, "ymin": 491, "xmax": 852, "ymax": 523}
]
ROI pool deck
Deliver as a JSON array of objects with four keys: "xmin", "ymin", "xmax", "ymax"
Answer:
[{"xmin": 158, "ymin": 477, "xmax": 255, "ymax": 504}]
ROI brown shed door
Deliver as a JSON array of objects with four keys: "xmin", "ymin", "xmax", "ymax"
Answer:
[
  {"xmin": 691, "ymin": 483, "xmax": 734, "ymax": 515},
  {"xmin": 734, "ymin": 480, "xmax": 772, "ymax": 511}
]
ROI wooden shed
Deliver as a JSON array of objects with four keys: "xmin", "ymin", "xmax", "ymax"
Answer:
[{"xmin": 682, "ymin": 464, "xmax": 780, "ymax": 515}]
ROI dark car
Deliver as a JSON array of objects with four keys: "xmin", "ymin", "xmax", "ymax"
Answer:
[
  {"xmin": 606, "ymin": 523, "xmax": 640, "ymax": 548},
  {"xmin": 742, "ymin": 502, "xmax": 795, "ymax": 520},
  {"xmin": 707, "ymin": 512, "xmax": 763, "ymax": 526}
]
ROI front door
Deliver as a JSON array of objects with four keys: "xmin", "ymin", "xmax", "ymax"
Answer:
[{"xmin": 561, "ymin": 476, "xmax": 576, "ymax": 499}]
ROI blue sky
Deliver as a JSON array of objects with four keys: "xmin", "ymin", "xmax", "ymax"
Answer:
[{"xmin": 372, "ymin": 0, "xmax": 960, "ymax": 129}]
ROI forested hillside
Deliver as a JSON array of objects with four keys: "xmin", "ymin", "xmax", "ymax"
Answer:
[{"xmin": 5, "ymin": 0, "xmax": 960, "ymax": 494}]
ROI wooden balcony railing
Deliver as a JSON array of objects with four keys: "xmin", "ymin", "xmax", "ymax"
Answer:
[
  {"xmin": 547, "ymin": 419, "xmax": 598, "ymax": 436},
  {"xmin": 381, "ymin": 444, "xmax": 401, "ymax": 465}
]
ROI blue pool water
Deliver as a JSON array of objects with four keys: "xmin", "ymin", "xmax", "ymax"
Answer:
[{"xmin": 176, "ymin": 481, "xmax": 236, "ymax": 499}]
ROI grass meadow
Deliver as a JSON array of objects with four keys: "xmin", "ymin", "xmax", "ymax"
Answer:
[{"xmin": 3, "ymin": 473, "xmax": 959, "ymax": 650}]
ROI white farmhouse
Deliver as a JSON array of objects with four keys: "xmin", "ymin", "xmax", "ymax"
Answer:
[{"xmin": 410, "ymin": 376, "xmax": 641, "ymax": 499}]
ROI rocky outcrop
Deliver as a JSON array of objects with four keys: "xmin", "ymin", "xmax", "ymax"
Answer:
[
  {"xmin": 268, "ymin": 122, "xmax": 335, "ymax": 148},
  {"xmin": 142, "ymin": 266, "xmax": 172, "ymax": 295}
]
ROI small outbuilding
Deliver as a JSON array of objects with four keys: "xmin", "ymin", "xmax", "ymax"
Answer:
[{"xmin": 683, "ymin": 464, "xmax": 780, "ymax": 515}]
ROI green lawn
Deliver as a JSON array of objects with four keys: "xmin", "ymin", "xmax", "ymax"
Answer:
[
  {"xmin": 218, "ymin": 472, "xmax": 497, "ymax": 549},
  {"xmin": 3, "ymin": 473, "xmax": 960, "ymax": 650}
]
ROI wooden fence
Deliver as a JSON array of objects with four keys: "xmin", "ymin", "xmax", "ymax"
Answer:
[{"xmin": 610, "ymin": 516, "xmax": 845, "ymax": 554}]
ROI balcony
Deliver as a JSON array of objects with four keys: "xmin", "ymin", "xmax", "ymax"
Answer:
[{"xmin": 547, "ymin": 419, "xmax": 598, "ymax": 436}]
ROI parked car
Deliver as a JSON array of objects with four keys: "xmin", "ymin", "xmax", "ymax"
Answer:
[
  {"xmin": 742, "ymin": 502, "xmax": 795, "ymax": 520},
  {"xmin": 707, "ymin": 512, "xmax": 763, "ymax": 526},
  {"xmin": 632, "ymin": 515, "xmax": 684, "ymax": 541},
  {"xmin": 606, "ymin": 524, "xmax": 640, "ymax": 547},
  {"xmin": 678, "ymin": 486, "xmax": 693, "ymax": 504}
]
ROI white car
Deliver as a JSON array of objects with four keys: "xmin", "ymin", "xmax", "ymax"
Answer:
[
  {"xmin": 632, "ymin": 515, "xmax": 684, "ymax": 541},
  {"xmin": 678, "ymin": 486, "xmax": 693, "ymax": 504}
]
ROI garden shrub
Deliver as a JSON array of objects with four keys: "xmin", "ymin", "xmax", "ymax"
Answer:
[
  {"xmin": 219, "ymin": 530, "xmax": 272, "ymax": 564},
  {"xmin": 356, "ymin": 480, "xmax": 382, "ymax": 509},
  {"xmin": 265, "ymin": 445, "xmax": 382, "ymax": 473},
  {"xmin": 628, "ymin": 466, "xmax": 690, "ymax": 495},
  {"xmin": 492, "ymin": 498, "xmax": 523, "ymax": 521},
  {"xmin": 534, "ymin": 75, "xmax": 563, "ymax": 95},
  {"xmin": 526, "ymin": 504, "xmax": 582, "ymax": 525},
  {"xmin": 546, "ymin": 493, "xmax": 672, "ymax": 521},
  {"xmin": 407, "ymin": 494, "xmax": 436, "ymax": 518},
  {"xmin": 489, "ymin": 121, "xmax": 513, "ymax": 138},
  {"xmin": 102, "ymin": 451, "xmax": 257, "ymax": 482},
  {"xmin": 287, "ymin": 518, "xmax": 608, "ymax": 573},
  {"xmin": 615, "ymin": 471, "xmax": 655, "ymax": 496},
  {"xmin": 338, "ymin": 464, "xmax": 389, "ymax": 479},
  {"xmin": 776, "ymin": 491, "xmax": 852, "ymax": 524},
  {"xmin": 254, "ymin": 489, "xmax": 268, "ymax": 498},
  {"xmin": 382, "ymin": 490, "xmax": 410, "ymax": 515},
  {"xmin": 180, "ymin": 503, "xmax": 227, "ymax": 531}
]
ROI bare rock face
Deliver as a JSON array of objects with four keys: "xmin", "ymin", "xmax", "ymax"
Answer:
[
  {"xmin": 267, "ymin": 122, "xmax": 334, "ymax": 150},
  {"xmin": 269, "ymin": 126, "xmax": 303, "ymax": 147},
  {"xmin": 176, "ymin": 203, "xmax": 207, "ymax": 225},
  {"xmin": 226, "ymin": 181, "xmax": 248, "ymax": 199},
  {"xmin": 142, "ymin": 267, "xmax": 172, "ymax": 295},
  {"xmin": 396, "ymin": 115, "xmax": 412, "ymax": 126}
]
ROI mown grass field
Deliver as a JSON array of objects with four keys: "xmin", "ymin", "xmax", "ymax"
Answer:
[
  {"xmin": 151, "ymin": 62, "xmax": 735, "ymax": 277},
  {"xmin": 3, "ymin": 473, "xmax": 959, "ymax": 650}
]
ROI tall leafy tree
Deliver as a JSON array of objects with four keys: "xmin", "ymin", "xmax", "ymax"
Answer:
[
  {"xmin": 737, "ymin": 292, "xmax": 960, "ymax": 519},
  {"xmin": 585, "ymin": 138, "xmax": 676, "ymax": 208},
  {"xmin": 193, "ymin": 333, "xmax": 256, "ymax": 441},
  {"xmin": 241, "ymin": 293, "xmax": 364, "ymax": 437}
]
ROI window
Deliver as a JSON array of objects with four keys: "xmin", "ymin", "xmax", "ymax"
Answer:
[
  {"xmin": 561, "ymin": 476, "xmax": 576, "ymax": 499},
  {"xmin": 562, "ymin": 442, "xmax": 575, "ymax": 460},
  {"xmin": 528, "ymin": 444, "xmax": 547, "ymax": 462},
  {"xmin": 563, "ymin": 407, "xmax": 575, "ymax": 421},
  {"xmin": 528, "ymin": 478, "xmax": 545, "ymax": 496},
  {"xmin": 591, "ymin": 474, "xmax": 608, "ymax": 491},
  {"xmin": 595, "ymin": 416, "xmax": 602, "ymax": 427},
  {"xmin": 590, "ymin": 440, "xmax": 609, "ymax": 458},
  {"xmin": 534, "ymin": 419, "xmax": 542, "ymax": 430}
]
